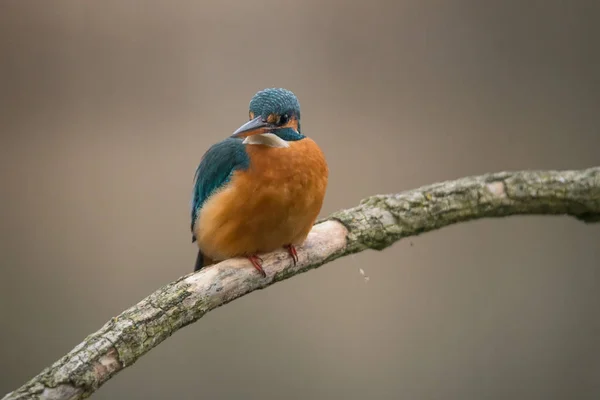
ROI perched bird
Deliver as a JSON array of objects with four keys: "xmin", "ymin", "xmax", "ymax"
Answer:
[{"xmin": 190, "ymin": 88, "xmax": 328, "ymax": 276}]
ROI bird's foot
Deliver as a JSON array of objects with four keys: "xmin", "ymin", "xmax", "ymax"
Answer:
[
  {"xmin": 247, "ymin": 254, "xmax": 266, "ymax": 277},
  {"xmin": 285, "ymin": 244, "xmax": 298, "ymax": 265}
]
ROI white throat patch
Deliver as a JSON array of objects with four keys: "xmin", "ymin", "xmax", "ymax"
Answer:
[{"xmin": 242, "ymin": 133, "xmax": 290, "ymax": 148}]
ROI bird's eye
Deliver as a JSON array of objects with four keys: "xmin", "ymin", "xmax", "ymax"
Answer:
[{"xmin": 279, "ymin": 114, "xmax": 289, "ymax": 125}]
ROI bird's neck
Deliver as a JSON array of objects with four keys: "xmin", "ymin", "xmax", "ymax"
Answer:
[
  {"xmin": 243, "ymin": 133, "xmax": 290, "ymax": 148},
  {"xmin": 242, "ymin": 128, "xmax": 305, "ymax": 148},
  {"xmin": 274, "ymin": 127, "xmax": 305, "ymax": 141}
]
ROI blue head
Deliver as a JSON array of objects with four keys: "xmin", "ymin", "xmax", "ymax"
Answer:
[{"xmin": 231, "ymin": 88, "xmax": 304, "ymax": 142}]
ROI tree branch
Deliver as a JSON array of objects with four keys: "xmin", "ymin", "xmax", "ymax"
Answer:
[{"xmin": 4, "ymin": 167, "xmax": 600, "ymax": 400}]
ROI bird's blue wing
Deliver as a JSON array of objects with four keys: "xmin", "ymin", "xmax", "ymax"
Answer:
[{"xmin": 190, "ymin": 137, "xmax": 250, "ymax": 242}]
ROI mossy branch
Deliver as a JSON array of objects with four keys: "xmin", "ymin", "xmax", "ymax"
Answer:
[{"xmin": 4, "ymin": 167, "xmax": 600, "ymax": 400}]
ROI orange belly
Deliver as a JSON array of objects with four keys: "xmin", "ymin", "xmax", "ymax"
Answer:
[{"xmin": 194, "ymin": 137, "xmax": 328, "ymax": 261}]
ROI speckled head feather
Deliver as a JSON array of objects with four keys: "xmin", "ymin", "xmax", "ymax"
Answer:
[{"xmin": 249, "ymin": 88, "xmax": 302, "ymax": 132}]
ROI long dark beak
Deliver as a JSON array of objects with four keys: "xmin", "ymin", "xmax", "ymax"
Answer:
[{"xmin": 231, "ymin": 116, "xmax": 274, "ymax": 138}]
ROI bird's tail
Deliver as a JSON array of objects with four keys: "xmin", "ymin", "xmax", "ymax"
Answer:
[
  {"xmin": 194, "ymin": 250, "xmax": 204, "ymax": 272},
  {"xmin": 193, "ymin": 250, "xmax": 214, "ymax": 272}
]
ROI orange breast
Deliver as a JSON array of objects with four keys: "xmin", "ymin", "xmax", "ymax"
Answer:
[{"xmin": 195, "ymin": 138, "xmax": 328, "ymax": 261}]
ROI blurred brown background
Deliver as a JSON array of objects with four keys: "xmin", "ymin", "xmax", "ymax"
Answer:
[{"xmin": 1, "ymin": 1, "xmax": 599, "ymax": 399}]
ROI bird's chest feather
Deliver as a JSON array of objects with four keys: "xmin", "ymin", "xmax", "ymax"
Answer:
[
  {"xmin": 196, "ymin": 138, "xmax": 328, "ymax": 259},
  {"xmin": 245, "ymin": 138, "xmax": 326, "ymax": 197},
  {"xmin": 236, "ymin": 138, "xmax": 328, "ymax": 225}
]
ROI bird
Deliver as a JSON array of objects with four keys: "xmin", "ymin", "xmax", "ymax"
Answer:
[{"xmin": 190, "ymin": 88, "xmax": 328, "ymax": 277}]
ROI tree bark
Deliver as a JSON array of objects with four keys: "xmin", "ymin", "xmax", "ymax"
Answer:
[{"xmin": 4, "ymin": 167, "xmax": 600, "ymax": 400}]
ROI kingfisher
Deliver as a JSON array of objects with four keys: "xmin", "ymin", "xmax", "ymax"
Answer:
[{"xmin": 190, "ymin": 88, "xmax": 328, "ymax": 277}]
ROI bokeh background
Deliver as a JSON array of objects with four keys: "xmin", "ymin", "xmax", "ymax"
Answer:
[{"xmin": 1, "ymin": 1, "xmax": 599, "ymax": 399}]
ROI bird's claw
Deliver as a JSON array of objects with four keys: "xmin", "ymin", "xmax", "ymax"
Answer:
[
  {"xmin": 247, "ymin": 246, "xmax": 297, "ymax": 277},
  {"xmin": 285, "ymin": 244, "xmax": 299, "ymax": 265},
  {"xmin": 248, "ymin": 254, "xmax": 266, "ymax": 277}
]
